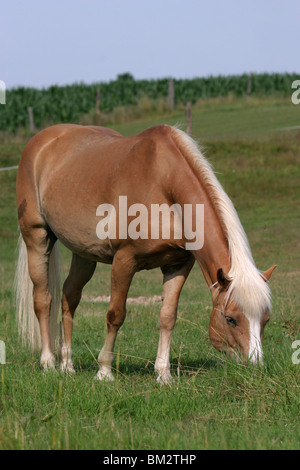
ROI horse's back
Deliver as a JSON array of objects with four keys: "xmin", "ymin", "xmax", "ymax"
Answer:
[
  {"xmin": 18, "ymin": 124, "xmax": 176, "ymax": 189},
  {"xmin": 17, "ymin": 123, "xmax": 181, "ymax": 218},
  {"xmin": 20, "ymin": 124, "xmax": 123, "ymax": 162},
  {"xmin": 16, "ymin": 123, "xmax": 180, "ymax": 261}
]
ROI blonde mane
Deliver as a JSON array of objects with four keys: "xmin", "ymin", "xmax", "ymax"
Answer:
[{"xmin": 170, "ymin": 127, "xmax": 271, "ymax": 321}]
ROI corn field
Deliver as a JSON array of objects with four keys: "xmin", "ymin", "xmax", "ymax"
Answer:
[{"xmin": 0, "ymin": 72, "xmax": 297, "ymax": 133}]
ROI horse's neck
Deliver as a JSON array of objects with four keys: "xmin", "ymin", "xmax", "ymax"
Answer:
[{"xmin": 174, "ymin": 179, "xmax": 231, "ymax": 287}]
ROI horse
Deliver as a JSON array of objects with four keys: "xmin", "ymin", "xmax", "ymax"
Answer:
[{"xmin": 15, "ymin": 124, "xmax": 276, "ymax": 384}]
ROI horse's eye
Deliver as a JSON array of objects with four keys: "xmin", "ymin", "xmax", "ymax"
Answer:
[{"xmin": 225, "ymin": 316, "xmax": 237, "ymax": 327}]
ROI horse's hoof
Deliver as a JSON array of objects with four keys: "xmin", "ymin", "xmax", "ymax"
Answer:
[
  {"xmin": 41, "ymin": 353, "xmax": 56, "ymax": 372},
  {"xmin": 94, "ymin": 369, "xmax": 115, "ymax": 382},
  {"xmin": 156, "ymin": 372, "xmax": 174, "ymax": 386},
  {"xmin": 60, "ymin": 363, "xmax": 76, "ymax": 375}
]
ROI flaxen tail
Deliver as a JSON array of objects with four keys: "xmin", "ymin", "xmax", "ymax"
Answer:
[{"xmin": 14, "ymin": 233, "xmax": 61, "ymax": 351}]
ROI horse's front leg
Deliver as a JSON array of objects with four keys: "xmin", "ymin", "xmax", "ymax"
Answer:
[
  {"xmin": 155, "ymin": 256, "xmax": 195, "ymax": 385},
  {"xmin": 95, "ymin": 249, "xmax": 136, "ymax": 381}
]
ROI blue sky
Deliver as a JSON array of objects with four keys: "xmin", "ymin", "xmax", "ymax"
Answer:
[{"xmin": 1, "ymin": 0, "xmax": 299, "ymax": 89}]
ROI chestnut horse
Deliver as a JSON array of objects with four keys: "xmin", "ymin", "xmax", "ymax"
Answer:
[{"xmin": 15, "ymin": 124, "xmax": 276, "ymax": 383}]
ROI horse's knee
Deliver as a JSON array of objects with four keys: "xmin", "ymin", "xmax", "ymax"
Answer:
[
  {"xmin": 159, "ymin": 307, "xmax": 177, "ymax": 331},
  {"xmin": 33, "ymin": 289, "xmax": 52, "ymax": 319},
  {"xmin": 106, "ymin": 308, "xmax": 126, "ymax": 330}
]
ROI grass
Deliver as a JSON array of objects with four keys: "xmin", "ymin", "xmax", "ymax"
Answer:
[
  {"xmin": 108, "ymin": 95, "xmax": 300, "ymax": 140},
  {"xmin": 0, "ymin": 96, "xmax": 299, "ymax": 449}
]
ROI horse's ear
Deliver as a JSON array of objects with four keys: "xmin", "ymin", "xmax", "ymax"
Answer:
[
  {"xmin": 261, "ymin": 265, "xmax": 277, "ymax": 282},
  {"xmin": 217, "ymin": 268, "xmax": 231, "ymax": 288}
]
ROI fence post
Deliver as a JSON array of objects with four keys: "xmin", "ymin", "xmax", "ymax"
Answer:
[
  {"xmin": 28, "ymin": 107, "xmax": 35, "ymax": 133},
  {"xmin": 96, "ymin": 88, "xmax": 101, "ymax": 125},
  {"xmin": 168, "ymin": 80, "xmax": 175, "ymax": 110},
  {"xmin": 186, "ymin": 101, "xmax": 192, "ymax": 136}
]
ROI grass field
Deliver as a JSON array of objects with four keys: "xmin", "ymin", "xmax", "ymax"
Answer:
[{"xmin": 0, "ymin": 97, "xmax": 299, "ymax": 450}]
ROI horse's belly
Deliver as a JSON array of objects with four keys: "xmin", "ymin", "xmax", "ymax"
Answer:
[
  {"xmin": 58, "ymin": 234, "xmax": 114, "ymax": 263},
  {"xmin": 45, "ymin": 210, "xmax": 114, "ymax": 263}
]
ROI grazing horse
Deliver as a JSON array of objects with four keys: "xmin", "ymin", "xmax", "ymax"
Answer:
[{"xmin": 15, "ymin": 124, "xmax": 276, "ymax": 383}]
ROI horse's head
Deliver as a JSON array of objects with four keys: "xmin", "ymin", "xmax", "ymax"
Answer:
[{"xmin": 209, "ymin": 265, "xmax": 277, "ymax": 363}]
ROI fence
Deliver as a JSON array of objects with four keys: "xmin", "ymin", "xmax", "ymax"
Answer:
[{"xmin": 1, "ymin": 72, "xmax": 297, "ymax": 134}]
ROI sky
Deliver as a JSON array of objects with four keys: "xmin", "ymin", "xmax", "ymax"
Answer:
[{"xmin": 1, "ymin": 0, "xmax": 299, "ymax": 89}]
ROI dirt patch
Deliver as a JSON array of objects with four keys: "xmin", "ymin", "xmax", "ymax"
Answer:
[{"xmin": 286, "ymin": 270, "xmax": 300, "ymax": 277}]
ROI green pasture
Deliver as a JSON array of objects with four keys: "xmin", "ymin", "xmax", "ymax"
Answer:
[{"xmin": 0, "ymin": 97, "xmax": 299, "ymax": 449}]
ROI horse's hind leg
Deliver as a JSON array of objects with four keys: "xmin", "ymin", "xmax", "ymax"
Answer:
[
  {"xmin": 60, "ymin": 254, "xmax": 96, "ymax": 373},
  {"xmin": 155, "ymin": 255, "xmax": 195, "ymax": 384},
  {"xmin": 25, "ymin": 228, "xmax": 57, "ymax": 370},
  {"xmin": 96, "ymin": 249, "xmax": 136, "ymax": 382}
]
